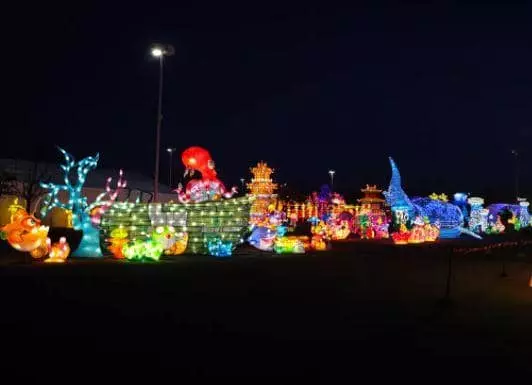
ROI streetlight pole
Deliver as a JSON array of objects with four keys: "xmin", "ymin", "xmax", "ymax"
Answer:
[
  {"xmin": 512, "ymin": 149, "xmax": 519, "ymax": 200},
  {"xmin": 328, "ymin": 170, "xmax": 335, "ymax": 192},
  {"xmin": 151, "ymin": 44, "xmax": 174, "ymax": 202},
  {"xmin": 240, "ymin": 178, "xmax": 245, "ymax": 195},
  {"xmin": 167, "ymin": 147, "xmax": 176, "ymax": 188}
]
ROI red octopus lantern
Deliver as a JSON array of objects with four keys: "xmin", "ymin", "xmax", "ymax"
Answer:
[{"xmin": 175, "ymin": 146, "xmax": 237, "ymax": 203}]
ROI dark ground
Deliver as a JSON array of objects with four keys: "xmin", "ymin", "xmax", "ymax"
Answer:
[{"xmin": 1, "ymin": 241, "xmax": 532, "ymax": 381}]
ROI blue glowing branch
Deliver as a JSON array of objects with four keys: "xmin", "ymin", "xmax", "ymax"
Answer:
[{"xmin": 40, "ymin": 148, "xmax": 102, "ymax": 257}]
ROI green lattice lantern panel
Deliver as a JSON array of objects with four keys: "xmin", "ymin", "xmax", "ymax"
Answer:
[{"xmin": 100, "ymin": 196, "xmax": 253, "ymax": 255}]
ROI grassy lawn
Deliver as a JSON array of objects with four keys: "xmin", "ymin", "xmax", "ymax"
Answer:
[{"xmin": 1, "ymin": 240, "xmax": 532, "ymax": 380}]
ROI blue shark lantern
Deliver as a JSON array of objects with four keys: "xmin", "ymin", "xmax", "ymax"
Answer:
[
  {"xmin": 383, "ymin": 157, "xmax": 417, "ymax": 224},
  {"xmin": 383, "ymin": 157, "xmax": 465, "ymax": 239}
]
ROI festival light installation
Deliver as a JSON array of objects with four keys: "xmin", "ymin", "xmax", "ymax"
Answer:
[
  {"xmin": 40, "ymin": 148, "xmax": 126, "ymax": 257},
  {"xmin": 383, "ymin": 157, "xmax": 415, "ymax": 223},
  {"xmin": 468, "ymin": 197, "xmax": 488, "ymax": 233},
  {"xmin": 107, "ymin": 227, "xmax": 129, "ymax": 259},
  {"xmin": 408, "ymin": 217, "xmax": 427, "ymax": 244},
  {"xmin": 392, "ymin": 224, "xmax": 411, "ymax": 245},
  {"xmin": 101, "ymin": 197, "xmax": 253, "ymax": 255},
  {"xmin": 247, "ymin": 161, "xmax": 278, "ymax": 225},
  {"xmin": 152, "ymin": 225, "xmax": 188, "ymax": 255},
  {"xmin": 248, "ymin": 226, "xmax": 277, "ymax": 251},
  {"xmin": 44, "ymin": 237, "xmax": 71, "ymax": 263},
  {"xmin": 519, "ymin": 199, "xmax": 530, "ymax": 228},
  {"xmin": 273, "ymin": 236, "xmax": 307, "ymax": 254},
  {"xmin": 410, "ymin": 197, "xmax": 463, "ymax": 239},
  {"xmin": 123, "ymin": 238, "xmax": 164, "ymax": 261},
  {"xmin": 206, "ymin": 237, "xmax": 233, "ymax": 257},
  {"xmin": 354, "ymin": 184, "xmax": 389, "ymax": 239},
  {"xmin": 175, "ymin": 146, "xmax": 237, "ymax": 203},
  {"xmin": 0, "ymin": 205, "xmax": 49, "ymax": 257},
  {"xmin": 486, "ymin": 216, "xmax": 505, "ymax": 234},
  {"xmin": 453, "ymin": 193, "xmax": 469, "ymax": 222}
]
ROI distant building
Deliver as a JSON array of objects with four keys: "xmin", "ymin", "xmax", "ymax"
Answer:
[{"xmin": 0, "ymin": 158, "xmax": 176, "ymax": 226}]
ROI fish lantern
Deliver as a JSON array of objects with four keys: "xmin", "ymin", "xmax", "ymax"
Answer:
[
  {"xmin": 152, "ymin": 226, "xmax": 188, "ymax": 255},
  {"xmin": 44, "ymin": 237, "xmax": 70, "ymax": 263},
  {"xmin": 1, "ymin": 208, "xmax": 49, "ymax": 255},
  {"xmin": 107, "ymin": 227, "xmax": 129, "ymax": 259}
]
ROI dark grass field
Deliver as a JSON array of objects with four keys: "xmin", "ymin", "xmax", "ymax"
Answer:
[{"xmin": 1, "ymin": 239, "xmax": 532, "ymax": 381}]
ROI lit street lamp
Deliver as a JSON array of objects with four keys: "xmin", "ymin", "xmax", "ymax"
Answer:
[
  {"xmin": 240, "ymin": 178, "xmax": 246, "ymax": 195},
  {"xmin": 151, "ymin": 44, "xmax": 175, "ymax": 202},
  {"xmin": 328, "ymin": 170, "xmax": 336, "ymax": 191},
  {"xmin": 167, "ymin": 147, "xmax": 176, "ymax": 188}
]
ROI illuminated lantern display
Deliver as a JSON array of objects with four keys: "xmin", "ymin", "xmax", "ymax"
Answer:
[
  {"xmin": 175, "ymin": 146, "xmax": 237, "ymax": 203},
  {"xmin": 410, "ymin": 197, "xmax": 463, "ymax": 239},
  {"xmin": 206, "ymin": 237, "xmax": 233, "ymax": 257},
  {"xmin": 123, "ymin": 238, "xmax": 164, "ymax": 261},
  {"xmin": 310, "ymin": 234, "xmax": 327, "ymax": 251},
  {"xmin": 273, "ymin": 236, "xmax": 307, "ymax": 254},
  {"xmin": 100, "ymin": 196, "xmax": 253, "ymax": 255},
  {"xmin": 247, "ymin": 161, "xmax": 278, "ymax": 226},
  {"xmin": 429, "ymin": 193, "xmax": 448, "ymax": 202},
  {"xmin": 424, "ymin": 220, "xmax": 440, "ymax": 242},
  {"xmin": 248, "ymin": 226, "xmax": 277, "ymax": 251},
  {"xmin": 107, "ymin": 227, "xmax": 129, "ymax": 259},
  {"xmin": 354, "ymin": 184, "xmax": 389, "ymax": 238},
  {"xmin": 508, "ymin": 213, "xmax": 520, "ymax": 231},
  {"xmin": 519, "ymin": 199, "xmax": 530, "ymax": 228},
  {"xmin": 40, "ymin": 148, "xmax": 126, "ymax": 257},
  {"xmin": 383, "ymin": 157, "xmax": 416, "ymax": 224},
  {"xmin": 486, "ymin": 216, "xmax": 505, "ymax": 234},
  {"xmin": 468, "ymin": 197, "xmax": 488, "ymax": 233},
  {"xmin": 391, "ymin": 224, "xmax": 411, "ymax": 245},
  {"xmin": 408, "ymin": 217, "xmax": 427, "ymax": 244},
  {"xmin": 453, "ymin": 193, "xmax": 469, "ymax": 222},
  {"xmin": 330, "ymin": 220, "xmax": 351, "ymax": 240},
  {"xmin": 44, "ymin": 237, "xmax": 71, "ymax": 263},
  {"xmin": 0, "ymin": 206, "xmax": 49, "ymax": 256},
  {"xmin": 151, "ymin": 225, "xmax": 188, "ymax": 255}
]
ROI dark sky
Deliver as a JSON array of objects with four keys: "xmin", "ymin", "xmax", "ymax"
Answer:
[{"xmin": 3, "ymin": 2, "xmax": 531, "ymax": 201}]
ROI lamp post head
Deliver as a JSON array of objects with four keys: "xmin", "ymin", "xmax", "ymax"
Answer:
[
  {"xmin": 167, "ymin": 147, "xmax": 175, "ymax": 153},
  {"xmin": 151, "ymin": 44, "xmax": 175, "ymax": 58},
  {"xmin": 328, "ymin": 170, "xmax": 335, "ymax": 176},
  {"xmin": 151, "ymin": 47, "xmax": 163, "ymax": 57}
]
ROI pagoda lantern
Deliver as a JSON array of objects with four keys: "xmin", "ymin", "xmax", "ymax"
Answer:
[{"xmin": 247, "ymin": 161, "xmax": 278, "ymax": 224}]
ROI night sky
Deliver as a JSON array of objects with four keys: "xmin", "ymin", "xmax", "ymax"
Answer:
[{"xmin": 4, "ymin": 2, "xmax": 531, "ymax": 201}]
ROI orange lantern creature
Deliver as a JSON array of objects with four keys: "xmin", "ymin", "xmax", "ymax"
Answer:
[
  {"xmin": 1, "ymin": 207, "xmax": 49, "ymax": 256},
  {"xmin": 44, "ymin": 237, "xmax": 70, "ymax": 263}
]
